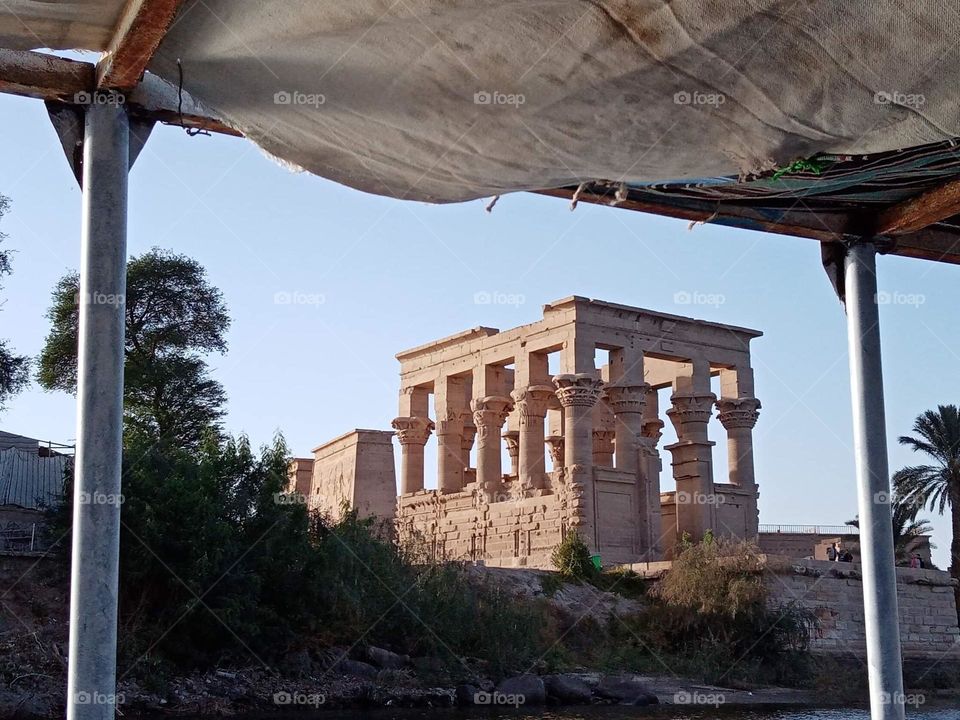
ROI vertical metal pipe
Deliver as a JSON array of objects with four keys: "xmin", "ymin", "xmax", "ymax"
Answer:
[
  {"xmin": 844, "ymin": 240, "xmax": 905, "ymax": 720},
  {"xmin": 66, "ymin": 100, "xmax": 129, "ymax": 720}
]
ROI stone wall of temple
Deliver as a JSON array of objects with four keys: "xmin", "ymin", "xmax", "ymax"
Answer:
[
  {"xmin": 765, "ymin": 558, "xmax": 960, "ymax": 659},
  {"xmin": 659, "ymin": 482, "xmax": 759, "ymax": 555},
  {"xmin": 396, "ymin": 464, "xmax": 673, "ymax": 569},
  {"xmin": 299, "ymin": 430, "xmax": 397, "ymax": 521},
  {"xmin": 396, "ymin": 487, "xmax": 568, "ymax": 568}
]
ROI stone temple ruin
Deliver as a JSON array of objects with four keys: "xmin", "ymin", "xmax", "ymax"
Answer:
[{"xmin": 290, "ymin": 297, "xmax": 763, "ymax": 568}]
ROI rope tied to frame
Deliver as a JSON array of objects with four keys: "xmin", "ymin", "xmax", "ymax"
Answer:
[{"xmin": 177, "ymin": 59, "xmax": 211, "ymax": 137}]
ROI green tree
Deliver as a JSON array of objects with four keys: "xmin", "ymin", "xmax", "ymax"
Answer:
[
  {"xmin": 37, "ymin": 247, "xmax": 229, "ymax": 448},
  {"xmin": 845, "ymin": 497, "xmax": 934, "ymax": 565},
  {"xmin": 51, "ymin": 433, "xmax": 322, "ymax": 668},
  {"xmin": 893, "ymin": 405, "xmax": 960, "ymax": 606},
  {"xmin": 0, "ymin": 195, "xmax": 30, "ymax": 413},
  {"xmin": 49, "ymin": 433, "xmax": 552, "ymax": 676}
]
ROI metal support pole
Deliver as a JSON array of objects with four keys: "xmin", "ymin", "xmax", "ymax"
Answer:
[
  {"xmin": 66, "ymin": 99, "xmax": 129, "ymax": 720},
  {"xmin": 843, "ymin": 240, "xmax": 905, "ymax": 720}
]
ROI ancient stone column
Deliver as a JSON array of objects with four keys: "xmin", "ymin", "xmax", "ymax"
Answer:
[
  {"xmin": 717, "ymin": 396, "xmax": 761, "ymax": 537},
  {"xmin": 592, "ymin": 430, "xmax": 615, "ymax": 467},
  {"xmin": 604, "ymin": 383, "xmax": 649, "ymax": 473},
  {"xmin": 716, "ymin": 397, "xmax": 761, "ymax": 488},
  {"xmin": 471, "ymin": 396, "xmax": 514, "ymax": 500},
  {"xmin": 391, "ymin": 417, "xmax": 434, "ymax": 495},
  {"xmin": 502, "ymin": 430, "xmax": 520, "ymax": 476},
  {"xmin": 435, "ymin": 414, "xmax": 464, "ymax": 494},
  {"xmin": 639, "ymin": 410, "xmax": 665, "ymax": 558},
  {"xmin": 460, "ymin": 414, "xmax": 477, "ymax": 470},
  {"xmin": 553, "ymin": 373, "xmax": 604, "ymax": 550},
  {"xmin": 665, "ymin": 391, "xmax": 717, "ymax": 543},
  {"xmin": 510, "ymin": 385, "xmax": 555, "ymax": 492},
  {"xmin": 545, "ymin": 436, "xmax": 565, "ymax": 470}
]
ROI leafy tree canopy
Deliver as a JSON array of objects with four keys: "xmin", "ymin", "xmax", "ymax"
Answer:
[
  {"xmin": 37, "ymin": 247, "xmax": 230, "ymax": 447},
  {"xmin": 893, "ymin": 404, "xmax": 960, "ymax": 617},
  {"xmin": 0, "ymin": 194, "xmax": 30, "ymax": 414}
]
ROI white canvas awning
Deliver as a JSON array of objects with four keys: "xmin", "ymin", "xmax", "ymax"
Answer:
[{"xmin": 4, "ymin": 1, "xmax": 960, "ymax": 203}]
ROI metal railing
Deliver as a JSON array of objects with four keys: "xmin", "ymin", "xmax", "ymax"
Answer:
[
  {"xmin": 759, "ymin": 523, "xmax": 860, "ymax": 535},
  {"xmin": 0, "ymin": 521, "xmax": 40, "ymax": 552}
]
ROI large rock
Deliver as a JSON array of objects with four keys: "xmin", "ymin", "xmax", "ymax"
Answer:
[
  {"xmin": 496, "ymin": 674, "xmax": 546, "ymax": 705},
  {"xmin": 545, "ymin": 674, "xmax": 593, "ymax": 704},
  {"xmin": 366, "ymin": 646, "xmax": 409, "ymax": 669},
  {"xmin": 454, "ymin": 684, "xmax": 479, "ymax": 706},
  {"xmin": 335, "ymin": 659, "xmax": 379, "ymax": 679},
  {"xmin": 411, "ymin": 656, "xmax": 446, "ymax": 675},
  {"xmin": 280, "ymin": 649, "xmax": 314, "ymax": 677},
  {"xmin": 595, "ymin": 676, "xmax": 659, "ymax": 705}
]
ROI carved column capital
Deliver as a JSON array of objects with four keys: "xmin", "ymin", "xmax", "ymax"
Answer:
[
  {"xmin": 391, "ymin": 416, "xmax": 434, "ymax": 445},
  {"xmin": 716, "ymin": 397, "xmax": 761, "ymax": 430},
  {"xmin": 510, "ymin": 385, "xmax": 555, "ymax": 424},
  {"xmin": 553, "ymin": 373, "xmax": 604, "ymax": 408},
  {"xmin": 592, "ymin": 429, "xmax": 615, "ymax": 455},
  {"xmin": 604, "ymin": 382, "xmax": 650, "ymax": 415},
  {"xmin": 666, "ymin": 392, "xmax": 717, "ymax": 425},
  {"xmin": 641, "ymin": 417, "xmax": 665, "ymax": 443},
  {"xmin": 502, "ymin": 430, "xmax": 520, "ymax": 474},
  {"xmin": 471, "ymin": 395, "xmax": 514, "ymax": 446},
  {"xmin": 545, "ymin": 435, "xmax": 565, "ymax": 467}
]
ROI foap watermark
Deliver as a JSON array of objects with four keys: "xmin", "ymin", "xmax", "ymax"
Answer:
[
  {"xmin": 674, "ymin": 690, "xmax": 725, "ymax": 707},
  {"xmin": 875, "ymin": 691, "xmax": 925, "ymax": 708},
  {"xmin": 474, "ymin": 90, "xmax": 525, "ymax": 108},
  {"xmin": 274, "ymin": 291, "xmax": 326, "ymax": 307},
  {"xmin": 473, "ymin": 691, "xmax": 525, "ymax": 707},
  {"xmin": 273, "ymin": 90, "xmax": 326, "ymax": 108},
  {"xmin": 673, "ymin": 290, "xmax": 725, "ymax": 308},
  {"xmin": 873, "ymin": 90, "xmax": 925, "ymax": 109},
  {"xmin": 674, "ymin": 90, "xmax": 725, "ymax": 107},
  {"xmin": 73, "ymin": 91, "xmax": 126, "ymax": 107},
  {"xmin": 676, "ymin": 491, "xmax": 725, "ymax": 506},
  {"xmin": 273, "ymin": 691, "xmax": 325, "ymax": 707},
  {"xmin": 75, "ymin": 291, "xmax": 125, "ymax": 308},
  {"xmin": 273, "ymin": 492, "xmax": 308, "ymax": 506},
  {"xmin": 474, "ymin": 291, "xmax": 525, "ymax": 307},
  {"xmin": 875, "ymin": 290, "xmax": 925, "ymax": 308},
  {"xmin": 78, "ymin": 491, "xmax": 124, "ymax": 506},
  {"xmin": 75, "ymin": 691, "xmax": 125, "ymax": 706},
  {"xmin": 873, "ymin": 490, "xmax": 893, "ymax": 505}
]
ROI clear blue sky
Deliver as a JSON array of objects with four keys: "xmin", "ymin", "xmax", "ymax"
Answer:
[{"xmin": 2, "ymin": 92, "xmax": 958, "ymax": 568}]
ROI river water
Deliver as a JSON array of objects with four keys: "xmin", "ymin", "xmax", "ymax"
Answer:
[{"xmin": 314, "ymin": 708, "xmax": 959, "ymax": 720}]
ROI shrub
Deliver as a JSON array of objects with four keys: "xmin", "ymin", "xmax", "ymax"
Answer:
[
  {"xmin": 551, "ymin": 530, "xmax": 597, "ymax": 580},
  {"xmin": 626, "ymin": 539, "xmax": 816, "ymax": 684}
]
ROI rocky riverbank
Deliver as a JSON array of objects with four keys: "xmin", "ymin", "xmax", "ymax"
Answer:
[
  {"xmin": 1, "ymin": 645, "xmax": 825, "ymax": 720},
  {"xmin": 3, "ymin": 554, "xmax": 956, "ymax": 719}
]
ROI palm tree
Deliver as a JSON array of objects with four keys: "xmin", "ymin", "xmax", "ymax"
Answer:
[
  {"xmin": 892, "ymin": 405, "xmax": 960, "ymax": 594},
  {"xmin": 846, "ymin": 500, "xmax": 934, "ymax": 565}
]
